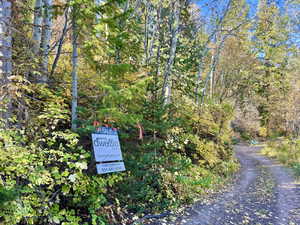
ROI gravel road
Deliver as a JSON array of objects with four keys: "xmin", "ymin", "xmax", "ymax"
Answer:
[{"xmin": 176, "ymin": 145, "xmax": 300, "ymax": 225}]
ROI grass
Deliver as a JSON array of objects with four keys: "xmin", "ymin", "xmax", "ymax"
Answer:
[{"xmin": 261, "ymin": 138, "xmax": 300, "ymax": 176}]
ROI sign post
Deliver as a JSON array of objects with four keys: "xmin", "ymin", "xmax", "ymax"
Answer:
[{"xmin": 92, "ymin": 126, "xmax": 126, "ymax": 174}]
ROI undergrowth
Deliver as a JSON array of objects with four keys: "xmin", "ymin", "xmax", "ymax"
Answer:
[
  {"xmin": 0, "ymin": 88, "xmax": 238, "ymax": 225},
  {"xmin": 262, "ymin": 139, "xmax": 300, "ymax": 177}
]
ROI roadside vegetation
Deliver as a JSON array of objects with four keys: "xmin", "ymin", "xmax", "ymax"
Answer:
[
  {"xmin": 0, "ymin": 100, "xmax": 238, "ymax": 224},
  {"xmin": 262, "ymin": 139, "xmax": 300, "ymax": 177}
]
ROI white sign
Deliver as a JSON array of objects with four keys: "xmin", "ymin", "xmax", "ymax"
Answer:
[
  {"xmin": 96, "ymin": 162, "xmax": 126, "ymax": 174},
  {"xmin": 92, "ymin": 127, "xmax": 126, "ymax": 174},
  {"xmin": 92, "ymin": 128, "xmax": 123, "ymax": 162}
]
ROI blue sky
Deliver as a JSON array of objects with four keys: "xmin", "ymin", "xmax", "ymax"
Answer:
[
  {"xmin": 192, "ymin": 0, "xmax": 299, "ymax": 46},
  {"xmin": 193, "ymin": 0, "xmax": 257, "ymax": 19},
  {"xmin": 193, "ymin": 0, "xmax": 286, "ymax": 17}
]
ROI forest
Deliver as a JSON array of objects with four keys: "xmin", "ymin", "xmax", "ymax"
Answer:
[{"xmin": 0, "ymin": 0, "xmax": 299, "ymax": 224}]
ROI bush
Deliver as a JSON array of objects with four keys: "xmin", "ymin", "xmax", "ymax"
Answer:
[
  {"xmin": 165, "ymin": 101, "xmax": 235, "ymax": 169},
  {"xmin": 117, "ymin": 152, "xmax": 203, "ymax": 212},
  {"xmin": 262, "ymin": 139, "xmax": 300, "ymax": 176},
  {"xmin": 0, "ymin": 92, "xmax": 123, "ymax": 225},
  {"xmin": 292, "ymin": 163, "xmax": 300, "ymax": 177},
  {"xmin": 0, "ymin": 126, "xmax": 122, "ymax": 225},
  {"xmin": 0, "ymin": 89, "xmax": 238, "ymax": 225},
  {"xmin": 258, "ymin": 127, "xmax": 268, "ymax": 138},
  {"xmin": 109, "ymin": 100, "xmax": 238, "ymax": 221}
]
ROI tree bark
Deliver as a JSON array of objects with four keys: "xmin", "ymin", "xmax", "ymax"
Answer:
[
  {"xmin": 50, "ymin": 8, "xmax": 69, "ymax": 77},
  {"xmin": 195, "ymin": 48, "xmax": 209, "ymax": 104},
  {"xmin": 161, "ymin": 0, "xmax": 181, "ymax": 104},
  {"xmin": 144, "ymin": 0, "xmax": 149, "ymax": 64},
  {"xmin": 146, "ymin": 2, "xmax": 158, "ymax": 65},
  {"xmin": 201, "ymin": 34, "xmax": 230, "ymax": 104},
  {"xmin": 153, "ymin": 3, "xmax": 162, "ymax": 100},
  {"xmin": 33, "ymin": 0, "xmax": 43, "ymax": 54},
  {"xmin": 71, "ymin": 9, "xmax": 78, "ymax": 130},
  {"xmin": 0, "ymin": 0, "xmax": 12, "ymax": 126},
  {"xmin": 40, "ymin": 0, "xmax": 52, "ymax": 83}
]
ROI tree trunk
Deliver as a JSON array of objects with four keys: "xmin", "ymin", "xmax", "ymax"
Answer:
[
  {"xmin": 201, "ymin": 54, "xmax": 215, "ymax": 104},
  {"xmin": 201, "ymin": 34, "xmax": 230, "ymax": 104},
  {"xmin": 32, "ymin": 0, "xmax": 43, "ymax": 54},
  {"xmin": 50, "ymin": 8, "xmax": 69, "ymax": 77},
  {"xmin": 154, "ymin": 3, "xmax": 162, "ymax": 100},
  {"xmin": 161, "ymin": 0, "xmax": 181, "ymax": 104},
  {"xmin": 40, "ymin": 0, "xmax": 52, "ymax": 83},
  {"xmin": 71, "ymin": 9, "xmax": 78, "ymax": 131},
  {"xmin": 195, "ymin": 48, "xmax": 209, "ymax": 104},
  {"xmin": 0, "ymin": 0, "xmax": 12, "ymax": 126},
  {"xmin": 144, "ymin": 1, "xmax": 149, "ymax": 64},
  {"xmin": 143, "ymin": 1, "xmax": 158, "ymax": 66},
  {"xmin": 210, "ymin": 55, "xmax": 215, "ymax": 98}
]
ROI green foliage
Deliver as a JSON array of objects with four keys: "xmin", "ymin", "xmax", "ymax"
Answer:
[
  {"xmin": 0, "ymin": 76, "xmax": 238, "ymax": 224},
  {"xmin": 251, "ymin": 2, "xmax": 292, "ymax": 133},
  {"xmin": 292, "ymin": 163, "xmax": 300, "ymax": 177},
  {"xmin": 0, "ymin": 187, "xmax": 19, "ymax": 207},
  {"xmin": 262, "ymin": 139, "xmax": 300, "ymax": 176},
  {"xmin": 258, "ymin": 127, "xmax": 268, "ymax": 138},
  {"xmin": 165, "ymin": 101, "xmax": 235, "ymax": 167},
  {"xmin": 118, "ymin": 140, "xmax": 236, "ymax": 215},
  {"xmin": 0, "ymin": 88, "xmax": 124, "ymax": 225},
  {"xmin": 117, "ymin": 152, "xmax": 198, "ymax": 212},
  {"xmin": 111, "ymin": 100, "xmax": 238, "ymax": 216}
]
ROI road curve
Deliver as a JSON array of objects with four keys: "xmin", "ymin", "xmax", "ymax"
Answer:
[{"xmin": 176, "ymin": 145, "xmax": 300, "ymax": 225}]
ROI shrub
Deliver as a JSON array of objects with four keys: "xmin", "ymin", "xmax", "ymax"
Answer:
[
  {"xmin": 0, "ymin": 91, "xmax": 123, "ymax": 225},
  {"xmin": 0, "ymin": 126, "xmax": 123, "ymax": 225},
  {"xmin": 262, "ymin": 139, "xmax": 300, "ymax": 176},
  {"xmin": 258, "ymin": 127, "xmax": 268, "ymax": 138},
  {"xmin": 292, "ymin": 163, "xmax": 300, "ymax": 177},
  {"xmin": 0, "ymin": 89, "xmax": 238, "ymax": 225}
]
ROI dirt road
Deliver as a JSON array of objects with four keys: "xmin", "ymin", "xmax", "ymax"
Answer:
[{"xmin": 176, "ymin": 145, "xmax": 300, "ymax": 225}]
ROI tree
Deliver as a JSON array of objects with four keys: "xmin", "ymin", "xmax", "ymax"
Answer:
[
  {"xmin": 40, "ymin": 0, "xmax": 52, "ymax": 83},
  {"xmin": 161, "ymin": 0, "xmax": 182, "ymax": 104},
  {"xmin": 32, "ymin": 0, "xmax": 43, "ymax": 54},
  {"xmin": 0, "ymin": 0, "xmax": 12, "ymax": 126},
  {"xmin": 253, "ymin": 0, "xmax": 290, "ymax": 131},
  {"xmin": 71, "ymin": 4, "xmax": 78, "ymax": 130}
]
